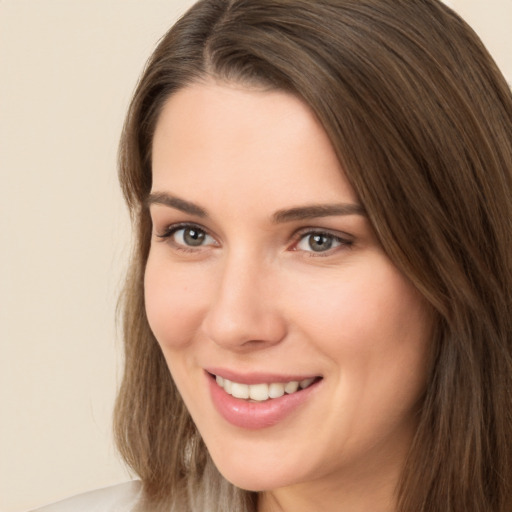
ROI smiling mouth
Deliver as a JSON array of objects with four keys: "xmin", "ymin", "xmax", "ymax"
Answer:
[{"xmin": 211, "ymin": 373, "xmax": 321, "ymax": 402}]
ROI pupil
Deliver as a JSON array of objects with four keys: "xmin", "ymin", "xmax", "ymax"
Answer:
[
  {"xmin": 309, "ymin": 234, "xmax": 332, "ymax": 252},
  {"xmin": 184, "ymin": 228, "xmax": 205, "ymax": 246}
]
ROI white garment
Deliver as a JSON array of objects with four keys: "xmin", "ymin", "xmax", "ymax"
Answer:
[{"xmin": 29, "ymin": 481, "xmax": 142, "ymax": 512}]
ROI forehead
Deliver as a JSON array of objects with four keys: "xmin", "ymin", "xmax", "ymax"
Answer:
[{"xmin": 151, "ymin": 81, "xmax": 357, "ymax": 209}]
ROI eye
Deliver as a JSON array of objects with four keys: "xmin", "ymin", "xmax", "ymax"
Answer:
[
  {"xmin": 295, "ymin": 231, "xmax": 351, "ymax": 254},
  {"xmin": 174, "ymin": 226, "xmax": 212, "ymax": 247},
  {"xmin": 157, "ymin": 223, "xmax": 217, "ymax": 250}
]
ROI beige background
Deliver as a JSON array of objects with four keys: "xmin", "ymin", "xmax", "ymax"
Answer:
[{"xmin": 1, "ymin": 1, "xmax": 510, "ymax": 511}]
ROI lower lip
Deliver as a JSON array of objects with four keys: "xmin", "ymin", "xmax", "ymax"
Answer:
[{"xmin": 207, "ymin": 374, "xmax": 321, "ymax": 429}]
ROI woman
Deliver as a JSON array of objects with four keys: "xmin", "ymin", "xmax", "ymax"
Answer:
[{"xmin": 34, "ymin": 0, "xmax": 512, "ymax": 510}]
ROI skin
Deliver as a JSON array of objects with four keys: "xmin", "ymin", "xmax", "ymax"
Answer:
[{"xmin": 145, "ymin": 81, "xmax": 432, "ymax": 512}]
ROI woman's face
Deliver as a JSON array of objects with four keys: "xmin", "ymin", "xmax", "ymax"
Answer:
[{"xmin": 145, "ymin": 82, "xmax": 432, "ymax": 500}]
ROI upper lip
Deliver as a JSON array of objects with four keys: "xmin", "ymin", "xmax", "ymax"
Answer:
[{"xmin": 205, "ymin": 367, "xmax": 321, "ymax": 385}]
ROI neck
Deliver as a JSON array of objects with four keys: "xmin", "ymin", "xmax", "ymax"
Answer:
[
  {"xmin": 258, "ymin": 475, "xmax": 397, "ymax": 512},
  {"xmin": 257, "ymin": 445, "xmax": 406, "ymax": 512}
]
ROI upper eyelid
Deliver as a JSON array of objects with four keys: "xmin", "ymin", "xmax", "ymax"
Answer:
[
  {"xmin": 157, "ymin": 224, "xmax": 350, "ymax": 237},
  {"xmin": 292, "ymin": 226, "xmax": 353, "ymax": 241},
  {"xmin": 157, "ymin": 222, "xmax": 219, "ymax": 248},
  {"xmin": 291, "ymin": 228, "xmax": 354, "ymax": 254},
  {"xmin": 156, "ymin": 221, "xmax": 211, "ymax": 236}
]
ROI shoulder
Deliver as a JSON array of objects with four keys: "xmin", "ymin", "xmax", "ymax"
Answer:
[{"xmin": 29, "ymin": 481, "xmax": 142, "ymax": 512}]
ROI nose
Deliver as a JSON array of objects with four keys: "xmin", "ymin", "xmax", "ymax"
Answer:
[{"xmin": 201, "ymin": 251, "xmax": 287, "ymax": 351}]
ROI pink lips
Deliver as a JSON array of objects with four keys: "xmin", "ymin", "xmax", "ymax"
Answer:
[{"xmin": 206, "ymin": 370, "xmax": 321, "ymax": 429}]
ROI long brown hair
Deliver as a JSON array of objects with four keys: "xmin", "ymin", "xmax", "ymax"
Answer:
[{"xmin": 114, "ymin": 1, "xmax": 512, "ymax": 510}]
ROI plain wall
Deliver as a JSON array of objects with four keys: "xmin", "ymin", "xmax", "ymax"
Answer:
[
  {"xmin": 0, "ymin": 2, "xmax": 196, "ymax": 511},
  {"xmin": 1, "ymin": 1, "xmax": 510, "ymax": 511}
]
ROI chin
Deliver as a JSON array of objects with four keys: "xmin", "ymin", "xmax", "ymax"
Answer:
[
  {"xmin": 206, "ymin": 444, "xmax": 310, "ymax": 492},
  {"xmin": 218, "ymin": 467, "xmax": 291, "ymax": 492}
]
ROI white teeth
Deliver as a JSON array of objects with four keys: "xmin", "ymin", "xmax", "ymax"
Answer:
[
  {"xmin": 249, "ymin": 383, "xmax": 269, "ymax": 401},
  {"xmin": 215, "ymin": 376, "xmax": 316, "ymax": 401},
  {"xmin": 284, "ymin": 381, "xmax": 299, "ymax": 394},
  {"xmin": 268, "ymin": 382, "xmax": 285, "ymax": 398},
  {"xmin": 300, "ymin": 378, "xmax": 314, "ymax": 389},
  {"xmin": 231, "ymin": 382, "xmax": 249, "ymax": 399}
]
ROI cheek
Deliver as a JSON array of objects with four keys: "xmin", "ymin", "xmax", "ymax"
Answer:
[
  {"xmin": 286, "ymin": 260, "xmax": 431, "ymax": 460},
  {"xmin": 287, "ymin": 256, "xmax": 431, "ymax": 396},
  {"xmin": 144, "ymin": 254, "xmax": 210, "ymax": 348},
  {"xmin": 291, "ymin": 256, "xmax": 429, "ymax": 349}
]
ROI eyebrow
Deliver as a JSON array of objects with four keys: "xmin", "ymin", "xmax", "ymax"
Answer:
[
  {"xmin": 146, "ymin": 191, "xmax": 365, "ymax": 222},
  {"xmin": 272, "ymin": 203, "xmax": 366, "ymax": 223},
  {"xmin": 146, "ymin": 192, "xmax": 207, "ymax": 217}
]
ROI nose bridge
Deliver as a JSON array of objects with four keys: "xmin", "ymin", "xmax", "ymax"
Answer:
[{"xmin": 202, "ymin": 247, "xmax": 285, "ymax": 350}]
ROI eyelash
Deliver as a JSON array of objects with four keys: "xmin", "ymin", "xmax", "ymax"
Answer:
[
  {"xmin": 156, "ymin": 222, "xmax": 216, "ymax": 253},
  {"xmin": 293, "ymin": 228, "xmax": 353, "ymax": 257},
  {"xmin": 155, "ymin": 223, "xmax": 353, "ymax": 256}
]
